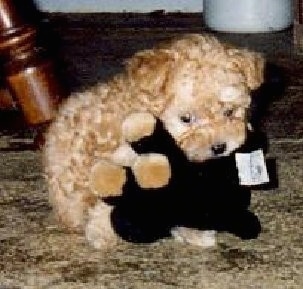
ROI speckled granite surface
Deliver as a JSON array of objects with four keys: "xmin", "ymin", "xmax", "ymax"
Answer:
[
  {"xmin": 0, "ymin": 13, "xmax": 302, "ymax": 289},
  {"xmin": 0, "ymin": 144, "xmax": 302, "ymax": 289}
]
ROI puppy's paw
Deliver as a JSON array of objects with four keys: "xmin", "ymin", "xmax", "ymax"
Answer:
[
  {"xmin": 171, "ymin": 227, "xmax": 217, "ymax": 248},
  {"xmin": 132, "ymin": 153, "xmax": 171, "ymax": 189},
  {"xmin": 85, "ymin": 202, "xmax": 118, "ymax": 250}
]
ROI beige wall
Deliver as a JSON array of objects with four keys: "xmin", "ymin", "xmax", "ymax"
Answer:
[{"xmin": 35, "ymin": 0, "xmax": 203, "ymax": 12}]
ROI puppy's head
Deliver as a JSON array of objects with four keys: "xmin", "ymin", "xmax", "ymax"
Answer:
[
  {"xmin": 127, "ymin": 34, "xmax": 264, "ymax": 162},
  {"xmin": 158, "ymin": 34, "xmax": 265, "ymax": 162}
]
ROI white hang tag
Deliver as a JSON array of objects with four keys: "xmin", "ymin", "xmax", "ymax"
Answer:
[{"xmin": 235, "ymin": 149, "xmax": 270, "ymax": 186}]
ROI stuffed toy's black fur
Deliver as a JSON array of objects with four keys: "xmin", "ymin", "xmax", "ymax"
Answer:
[{"xmin": 109, "ymin": 120, "xmax": 263, "ymax": 243}]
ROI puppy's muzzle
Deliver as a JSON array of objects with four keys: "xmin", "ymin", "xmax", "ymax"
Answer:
[{"xmin": 211, "ymin": 143, "xmax": 227, "ymax": 156}]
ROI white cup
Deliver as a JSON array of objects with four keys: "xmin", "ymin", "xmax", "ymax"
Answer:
[{"xmin": 203, "ymin": 0, "xmax": 293, "ymax": 33}]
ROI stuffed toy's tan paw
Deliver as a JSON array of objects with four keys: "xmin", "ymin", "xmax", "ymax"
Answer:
[
  {"xmin": 122, "ymin": 112, "xmax": 156, "ymax": 142},
  {"xmin": 89, "ymin": 160, "xmax": 126, "ymax": 198},
  {"xmin": 132, "ymin": 153, "xmax": 171, "ymax": 189}
]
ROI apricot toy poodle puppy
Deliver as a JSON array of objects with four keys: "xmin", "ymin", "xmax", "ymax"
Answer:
[{"xmin": 43, "ymin": 34, "xmax": 264, "ymax": 249}]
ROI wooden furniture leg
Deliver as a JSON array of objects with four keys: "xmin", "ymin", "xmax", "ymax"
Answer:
[
  {"xmin": 0, "ymin": 0, "xmax": 62, "ymax": 125},
  {"xmin": 294, "ymin": 0, "xmax": 303, "ymax": 54}
]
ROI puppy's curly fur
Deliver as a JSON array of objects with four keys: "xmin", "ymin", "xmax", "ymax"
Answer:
[{"xmin": 43, "ymin": 34, "xmax": 264, "ymax": 249}]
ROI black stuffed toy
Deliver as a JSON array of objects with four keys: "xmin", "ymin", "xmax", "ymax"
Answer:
[{"xmin": 110, "ymin": 120, "xmax": 263, "ymax": 243}]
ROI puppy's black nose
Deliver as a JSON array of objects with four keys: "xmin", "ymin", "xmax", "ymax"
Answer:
[{"xmin": 211, "ymin": 143, "xmax": 227, "ymax": 156}]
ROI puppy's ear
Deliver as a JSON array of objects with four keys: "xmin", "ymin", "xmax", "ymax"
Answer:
[
  {"xmin": 230, "ymin": 49, "xmax": 265, "ymax": 91},
  {"xmin": 125, "ymin": 49, "xmax": 177, "ymax": 114}
]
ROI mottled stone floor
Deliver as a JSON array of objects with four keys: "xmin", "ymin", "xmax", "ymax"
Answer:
[{"xmin": 0, "ymin": 13, "xmax": 302, "ymax": 289}]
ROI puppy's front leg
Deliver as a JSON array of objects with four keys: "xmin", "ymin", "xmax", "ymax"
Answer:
[
  {"xmin": 171, "ymin": 227, "xmax": 217, "ymax": 248},
  {"xmin": 85, "ymin": 201, "xmax": 119, "ymax": 250}
]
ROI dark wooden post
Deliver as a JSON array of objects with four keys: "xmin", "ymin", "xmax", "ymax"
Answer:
[
  {"xmin": 0, "ymin": 0, "xmax": 62, "ymax": 125},
  {"xmin": 294, "ymin": 0, "xmax": 303, "ymax": 54}
]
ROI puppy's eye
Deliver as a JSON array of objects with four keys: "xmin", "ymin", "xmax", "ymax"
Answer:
[
  {"xmin": 224, "ymin": 109, "xmax": 234, "ymax": 118},
  {"xmin": 180, "ymin": 113, "xmax": 195, "ymax": 124}
]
